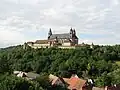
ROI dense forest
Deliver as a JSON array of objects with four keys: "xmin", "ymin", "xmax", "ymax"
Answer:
[{"xmin": 1, "ymin": 45, "xmax": 120, "ymax": 89}]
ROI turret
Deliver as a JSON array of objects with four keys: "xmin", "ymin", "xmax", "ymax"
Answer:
[
  {"xmin": 73, "ymin": 29, "xmax": 76, "ymax": 35},
  {"xmin": 48, "ymin": 28, "xmax": 52, "ymax": 39},
  {"xmin": 70, "ymin": 27, "xmax": 73, "ymax": 38}
]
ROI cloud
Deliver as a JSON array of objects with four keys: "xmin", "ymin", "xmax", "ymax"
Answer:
[
  {"xmin": 0, "ymin": 0, "xmax": 120, "ymax": 47},
  {"xmin": 0, "ymin": 30, "xmax": 25, "ymax": 47}
]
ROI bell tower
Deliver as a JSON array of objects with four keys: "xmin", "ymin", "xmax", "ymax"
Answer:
[
  {"xmin": 73, "ymin": 29, "xmax": 76, "ymax": 36},
  {"xmin": 70, "ymin": 27, "xmax": 73, "ymax": 37},
  {"xmin": 72, "ymin": 29, "xmax": 78, "ymax": 45}
]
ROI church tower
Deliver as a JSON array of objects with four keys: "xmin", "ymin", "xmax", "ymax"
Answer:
[
  {"xmin": 48, "ymin": 28, "xmax": 52, "ymax": 39},
  {"xmin": 70, "ymin": 28, "xmax": 73, "ymax": 37},
  {"xmin": 73, "ymin": 29, "xmax": 76, "ymax": 36},
  {"xmin": 72, "ymin": 29, "xmax": 78, "ymax": 45}
]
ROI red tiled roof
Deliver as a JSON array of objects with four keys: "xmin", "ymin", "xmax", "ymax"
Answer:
[
  {"xmin": 64, "ymin": 77, "xmax": 87, "ymax": 90},
  {"xmin": 35, "ymin": 40, "xmax": 49, "ymax": 44}
]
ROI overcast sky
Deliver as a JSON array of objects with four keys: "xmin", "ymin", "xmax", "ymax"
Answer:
[{"xmin": 0, "ymin": 0, "xmax": 120, "ymax": 48}]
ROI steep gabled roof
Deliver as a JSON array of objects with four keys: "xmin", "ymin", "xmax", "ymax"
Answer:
[
  {"xmin": 49, "ymin": 74, "xmax": 65, "ymax": 86},
  {"xmin": 49, "ymin": 33, "xmax": 72, "ymax": 39}
]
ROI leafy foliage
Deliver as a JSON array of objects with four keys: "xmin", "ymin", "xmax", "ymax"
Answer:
[
  {"xmin": 0, "ymin": 74, "xmax": 44, "ymax": 90},
  {"xmin": 1, "ymin": 45, "xmax": 120, "ymax": 87}
]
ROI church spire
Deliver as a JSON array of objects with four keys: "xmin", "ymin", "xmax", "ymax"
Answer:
[
  {"xmin": 48, "ymin": 28, "xmax": 52, "ymax": 39},
  {"xmin": 70, "ymin": 27, "xmax": 73, "ymax": 34},
  {"xmin": 73, "ymin": 29, "xmax": 76, "ymax": 35}
]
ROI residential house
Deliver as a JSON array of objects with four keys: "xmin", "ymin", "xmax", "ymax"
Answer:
[
  {"xmin": 49, "ymin": 74, "xmax": 66, "ymax": 87},
  {"xmin": 13, "ymin": 71, "xmax": 40, "ymax": 80},
  {"xmin": 63, "ymin": 75, "xmax": 92, "ymax": 90},
  {"xmin": 14, "ymin": 71, "xmax": 27, "ymax": 77}
]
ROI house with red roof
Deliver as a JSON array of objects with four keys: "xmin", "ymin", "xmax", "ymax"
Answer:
[
  {"xmin": 63, "ymin": 74, "xmax": 92, "ymax": 90},
  {"xmin": 49, "ymin": 74, "xmax": 92, "ymax": 90}
]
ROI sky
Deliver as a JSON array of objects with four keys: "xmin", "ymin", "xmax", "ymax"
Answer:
[{"xmin": 0, "ymin": 0, "xmax": 120, "ymax": 48}]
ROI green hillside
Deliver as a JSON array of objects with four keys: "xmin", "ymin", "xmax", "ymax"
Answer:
[{"xmin": 1, "ymin": 45, "xmax": 120, "ymax": 89}]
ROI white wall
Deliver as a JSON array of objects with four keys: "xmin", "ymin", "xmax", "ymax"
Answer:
[
  {"xmin": 62, "ymin": 42, "xmax": 71, "ymax": 46},
  {"xmin": 29, "ymin": 43, "xmax": 50, "ymax": 48}
]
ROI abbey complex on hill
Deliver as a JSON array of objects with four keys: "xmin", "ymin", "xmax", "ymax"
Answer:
[{"xmin": 24, "ymin": 28, "xmax": 94, "ymax": 49}]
